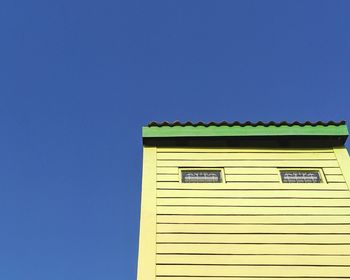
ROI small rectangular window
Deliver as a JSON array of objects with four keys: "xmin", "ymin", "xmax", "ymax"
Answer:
[
  {"xmin": 181, "ymin": 170, "xmax": 222, "ymax": 183},
  {"xmin": 280, "ymin": 170, "xmax": 322, "ymax": 183}
]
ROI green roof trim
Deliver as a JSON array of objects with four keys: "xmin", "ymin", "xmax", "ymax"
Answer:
[{"xmin": 142, "ymin": 124, "xmax": 349, "ymax": 138}]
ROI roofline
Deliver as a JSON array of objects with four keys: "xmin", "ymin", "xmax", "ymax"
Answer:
[
  {"xmin": 147, "ymin": 120, "xmax": 346, "ymax": 127},
  {"xmin": 142, "ymin": 124, "xmax": 349, "ymax": 138}
]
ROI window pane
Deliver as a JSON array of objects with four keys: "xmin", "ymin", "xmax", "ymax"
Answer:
[
  {"xmin": 280, "ymin": 171, "xmax": 321, "ymax": 183},
  {"xmin": 182, "ymin": 170, "xmax": 222, "ymax": 183}
]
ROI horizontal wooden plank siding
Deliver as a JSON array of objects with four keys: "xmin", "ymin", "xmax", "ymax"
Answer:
[
  {"xmin": 155, "ymin": 147, "xmax": 350, "ymax": 279},
  {"xmin": 157, "ymin": 243, "xmax": 350, "ymax": 254},
  {"xmin": 157, "ymin": 152, "xmax": 337, "ymax": 160},
  {"xmin": 157, "ymin": 254, "xmax": 350, "ymax": 265},
  {"xmin": 157, "ymin": 198, "xmax": 350, "ymax": 206},
  {"xmin": 327, "ymin": 175, "xmax": 346, "ymax": 183},
  {"xmin": 156, "ymin": 278, "xmax": 350, "ymax": 280},
  {"xmin": 157, "ymin": 182, "xmax": 349, "ymax": 190},
  {"xmin": 157, "ymin": 223, "xmax": 350, "ymax": 234},
  {"xmin": 323, "ymin": 168, "xmax": 343, "ymax": 175},
  {"xmin": 158, "ymin": 167, "xmax": 344, "ymax": 175},
  {"xmin": 157, "ymin": 160, "xmax": 339, "ymax": 167},
  {"xmin": 157, "ymin": 148, "xmax": 335, "ymax": 153},
  {"xmin": 157, "ymin": 233, "xmax": 350, "ymax": 243},
  {"xmin": 156, "ymin": 265, "xmax": 350, "ymax": 277},
  {"xmin": 157, "ymin": 189, "xmax": 350, "ymax": 198},
  {"xmin": 157, "ymin": 206, "xmax": 350, "ymax": 215},
  {"xmin": 157, "ymin": 215, "xmax": 350, "ymax": 224},
  {"xmin": 157, "ymin": 278, "xmax": 350, "ymax": 280}
]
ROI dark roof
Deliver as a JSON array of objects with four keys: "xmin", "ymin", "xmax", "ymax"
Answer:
[{"xmin": 148, "ymin": 120, "xmax": 346, "ymax": 127}]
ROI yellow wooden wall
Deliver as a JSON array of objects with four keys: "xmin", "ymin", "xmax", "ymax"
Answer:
[{"xmin": 138, "ymin": 147, "xmax": 350, "ymax": 280}]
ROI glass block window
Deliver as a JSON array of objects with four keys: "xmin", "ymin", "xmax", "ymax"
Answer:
[
  {"xmin": 181, "ymin": 170, "xmax": 222, "ymax": 183},
  {"xmin": 280, "ymin": 170, "xmax": 322, "ymax": 183}
]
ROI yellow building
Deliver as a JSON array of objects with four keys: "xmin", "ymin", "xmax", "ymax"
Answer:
[{"xmin": 137, "ymin": 121, "xmax": 350, "ymax": 280}]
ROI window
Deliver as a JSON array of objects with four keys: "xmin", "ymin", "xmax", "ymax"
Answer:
[
  {"xmin": 181, "ymin": 169, "xmax": 223, "ymax": 183},
  {"xmin": 280, "ymin": 170, "xmax": 322, "ymax": 183}
]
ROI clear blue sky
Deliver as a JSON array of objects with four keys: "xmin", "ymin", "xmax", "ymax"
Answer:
[{"xmin": 0, "ymin": 1, "xmax": 350, "ymax": 279}]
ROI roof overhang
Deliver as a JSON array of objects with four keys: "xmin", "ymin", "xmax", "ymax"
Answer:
[{"xmin": 142, "ymin": 121, "xmax": 348, "ymax": 147}]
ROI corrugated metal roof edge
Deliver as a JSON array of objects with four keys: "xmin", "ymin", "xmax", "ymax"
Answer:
[
  {"xmin": 147, "ymin": 120, "xmax": 346, "ymax": 127},
  {"xmin": 143, "ymin": 121, "xmax": 348, "ymax": 139}
]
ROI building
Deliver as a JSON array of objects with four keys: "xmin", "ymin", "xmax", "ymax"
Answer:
[{"xmin": 137, "ymin": 121, "xmax": 350, "ymax": 280}]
